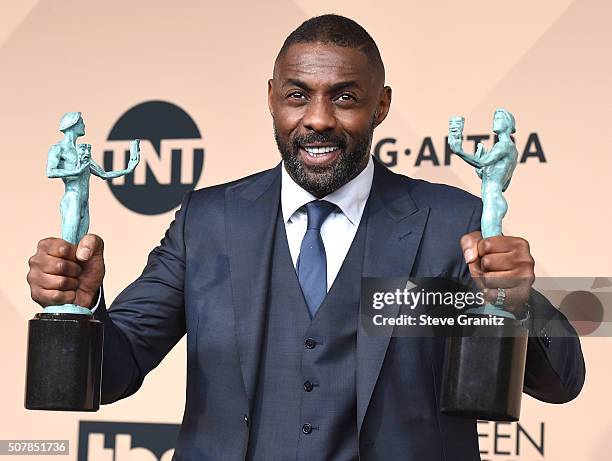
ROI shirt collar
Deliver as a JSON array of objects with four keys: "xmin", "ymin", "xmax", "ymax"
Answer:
[{"xmin": 281, "ymin": 155, "xmax": 374, "ymax": 226}]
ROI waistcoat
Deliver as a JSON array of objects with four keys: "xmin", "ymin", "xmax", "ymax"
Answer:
[{"xmin": 246, "ymin": 203, "xmax": 369, "ymax": 461}]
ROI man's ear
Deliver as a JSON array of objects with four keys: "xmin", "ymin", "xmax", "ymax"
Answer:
[
  {"xmin": 374, "ymin": 86, "xmax": 392, "ymax": 127},
  {"xmin": 267, "ymin": 79, "xmax": 274, "ymax": 117}
]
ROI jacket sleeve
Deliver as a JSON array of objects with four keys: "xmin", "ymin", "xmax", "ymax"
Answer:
[
  {"xmin": 92, "ymin": 191, "xmax": 192, "ymax": 404},
  {"xmin": 522, "ymin": 289, "xmax": 586, "ymax": 403},
  {"xmin": 459, "ymin": 201, "xmax": 585, "ymax": 404}
]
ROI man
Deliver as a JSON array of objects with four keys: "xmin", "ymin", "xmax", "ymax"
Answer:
[{"xmin": 27, "ymin": 15, "xmax": 585, "ymax": 461}]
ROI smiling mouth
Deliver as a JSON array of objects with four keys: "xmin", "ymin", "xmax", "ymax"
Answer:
[
  {"xmin": 302, "ymin": 145, "xmax": 340, "ymax": 156},
  {"xmin": 298, "ymin": 145, "xmax": 342, "ymax": 168}
]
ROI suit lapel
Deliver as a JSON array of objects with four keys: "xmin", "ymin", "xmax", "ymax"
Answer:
[
  {"xmin": 227, "ymin": 163, "xmax": 281, "ymax": 409},
  {"xmin": 357, "ymin": 160, "xmax": 430, "ymax": 435}
]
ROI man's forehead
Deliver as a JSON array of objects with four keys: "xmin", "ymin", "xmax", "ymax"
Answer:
[{"xmin": 275, "ymin": 42, "xmax": 371, "ymax": 82}]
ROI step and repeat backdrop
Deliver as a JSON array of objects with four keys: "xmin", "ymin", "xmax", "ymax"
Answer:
[{"xmin": 1, "ymin": 0, "xmax": 611, "ymax": 460}]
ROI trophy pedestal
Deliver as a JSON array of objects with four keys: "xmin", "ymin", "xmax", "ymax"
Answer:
[
  {"xmin": 25, "ymin": 312, "xmax": 103, "ymax": 411},
  {"xmin": 440, "ymin": 316, "xmax": 528, "ymax": 421}
]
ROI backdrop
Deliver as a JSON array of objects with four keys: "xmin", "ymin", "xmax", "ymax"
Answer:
[{"xmin": 1, "ymin": 1, "xmax": 610, "ymax": 460}]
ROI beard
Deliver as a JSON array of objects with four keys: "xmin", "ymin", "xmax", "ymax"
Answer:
[{"xmin": 274, "ymin": 118, "xmax": 376, "ymax": 197}]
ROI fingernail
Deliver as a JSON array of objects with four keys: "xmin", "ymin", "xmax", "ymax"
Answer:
[
  {"xmin": 77, "ymin": 248, "xmax": 91, "ymax": 260},
  {"xmin": 464, "ymin": 249, "xmax": 474, "ymax": 263}
]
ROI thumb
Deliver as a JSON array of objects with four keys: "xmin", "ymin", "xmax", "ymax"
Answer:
[
  {"xmin": 76, "ymin": 234, "xmax": 104, "ymax": 262},
  {"xmin": 460, "ymin": 230, "xmax": 482, "ymax": 265},
  {"xmin": 460, "ymin": 231, "xmax": 485, "ymax": 288}
]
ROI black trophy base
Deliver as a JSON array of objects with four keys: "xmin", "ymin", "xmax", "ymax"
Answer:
[
  {"xmin": 25, "ymin": 312, "xmax": 103, "ymax": 411},
  {"xmin": 440, "ymin": 315, "xmax": 528, "ymax": 421}
]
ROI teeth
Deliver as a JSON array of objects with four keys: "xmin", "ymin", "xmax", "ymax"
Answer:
[{"xmin": 303, "ymin": 145, "xmax": 339, "ymax": 155}]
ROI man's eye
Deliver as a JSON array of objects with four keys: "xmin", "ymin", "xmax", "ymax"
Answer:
[
  {"xmin": 288, "ymin": 92, "xmax": 305, "ymax": 99},
  {"xmin": 337, "ymin": 93, "xmax": 356, "ymax": 102}
]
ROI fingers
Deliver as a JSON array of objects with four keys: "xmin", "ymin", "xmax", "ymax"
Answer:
[
  {"xmin": 27, "ymin": 259, "xmax": 81, "ymax": 308},
  {"xmin": 28, "ymin": 236, "xmax": 105, "ymax": 309},
  {"xmin": 474, "ymin": 235, "xmax": 535, "ymax": 312},
  {"xmin": 32, "ymin": 272, "xmax": 79, "ymax": 291},
  {"xmin": 478, "ymin": 237, "xmax": 534, "ymax": 280},
  {"xmin": 477, "ymin": 235, "xmax": 529, "ymax": 255},
  {"xmin": 480, "ymin": 252, "xmax": 515, "ymax": 272},
  {"xmin": 28, "ymin": 238, "xmax": 82, "ymax": 308},
  {"xmin": 76, "ymin": 234, "xmax": 104, "ymax": 262},
  {"xmin": 475, "ymin": 272, "xmax": 530, "ymax": 290},
  {"xmin": 30, "ymin": 287, "xmax": 76, "ymax": 307},
  {"xmin": 29, "ymin": 254, "xmax": 82, "ymax": 277},
  {"xmin": 29, "ymin": 240, "xmax": 82, "ymax": 277},
  {"xmin": 37, "ymin": 237, "xmax": 77, "ymax": 260}
]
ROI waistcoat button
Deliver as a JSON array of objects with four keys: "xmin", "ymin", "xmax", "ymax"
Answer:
[{"xmin": 302, "ymin": 423, "xmax": 313, "ymax": 434}]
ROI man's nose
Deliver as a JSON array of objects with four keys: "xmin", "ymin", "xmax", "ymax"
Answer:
[{"xmin": 302, "ymin": 97, "xmax": 337, "ymax": 132}]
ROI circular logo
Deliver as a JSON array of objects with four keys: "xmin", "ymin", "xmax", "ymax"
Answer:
[
  {"xmin": 559, "ymin": 290, "xmax": 604, "ymax": 336},
  {"xmin": 103, "ymin": 100, "xmax": 205, "ymax": 215}
]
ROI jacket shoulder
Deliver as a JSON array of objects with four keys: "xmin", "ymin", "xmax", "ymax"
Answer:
[
  {"xmin": 410, "ymin": 177, "xmax": 481, "ymax": 212},
  {"xmin": 173, "ymin": 165, "xmax": 279, "ymax": 244},
  {"xmin": 385, "ymin": 166, "xmax": 481, "ymax": 214},
  {"xmin": 186, "ymin": 164, "xmax": 278, "ymax": 208}
]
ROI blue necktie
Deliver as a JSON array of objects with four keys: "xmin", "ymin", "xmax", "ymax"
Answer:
[{"xmin": 297, "ymin": 200, "xmax": 336, "ymax": 317}]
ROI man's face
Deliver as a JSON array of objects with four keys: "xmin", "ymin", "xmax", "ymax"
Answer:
[{"xmin": 268, "ymin": 42, "xmax": 391, "ymax": 197}]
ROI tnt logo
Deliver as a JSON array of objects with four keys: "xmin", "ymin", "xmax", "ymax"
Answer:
[
  {"xmin": 78, "ymin": 421, "xmax": 179, "ymax": 461},
  {"xmin": 103, "ymin": 100, "xmax": 205, "ymax": 215}
]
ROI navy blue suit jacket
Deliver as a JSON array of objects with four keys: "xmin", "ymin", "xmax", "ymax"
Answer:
[{"xmin": 94, "ymin": 158, "xmax": 585, "ymax": 460}]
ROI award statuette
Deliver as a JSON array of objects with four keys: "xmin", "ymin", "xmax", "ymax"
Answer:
[
  {"xmin": 25, "ymin": 112, "xmax": 140, "ymax": 411},
  {"xmin": 441, "ymin": 109, "xmax": 529, "ymax": 421}
]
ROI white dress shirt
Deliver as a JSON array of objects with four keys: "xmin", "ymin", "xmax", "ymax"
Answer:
[
  {"xmin": 281, "ymin": 155, "xmax": 374, "ymax": 291},
  {"xmin": 92, "ymin": 155, "xmax": 374, "ymax": 311}
]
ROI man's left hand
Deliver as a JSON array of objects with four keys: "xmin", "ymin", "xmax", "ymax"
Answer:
[{"xmin": 460, "ymin": 231, "xmax": 535, "ymax": 317}]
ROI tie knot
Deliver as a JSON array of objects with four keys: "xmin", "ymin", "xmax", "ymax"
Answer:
[{"xmin": 305, "ymin": 200, "xmax": 335, "ymax": 230}]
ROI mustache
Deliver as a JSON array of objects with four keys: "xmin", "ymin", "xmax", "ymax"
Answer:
[{"xmin": 292, "ymin": 132, "xmax": 347, "ymax": 150}]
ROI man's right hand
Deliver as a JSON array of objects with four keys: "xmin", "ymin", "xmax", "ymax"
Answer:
[{"xmin": 27, "ymin": 234, "xmax": 105, "ymax": 309}]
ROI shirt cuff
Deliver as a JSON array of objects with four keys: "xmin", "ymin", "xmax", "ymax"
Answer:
[
  {"xmin": 516, "ymin": 301, "xmax": 532, "ymax": 328},
  {"xmin": 90, "ymin": 287, "xmax": 102, "ymax": 313}
]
